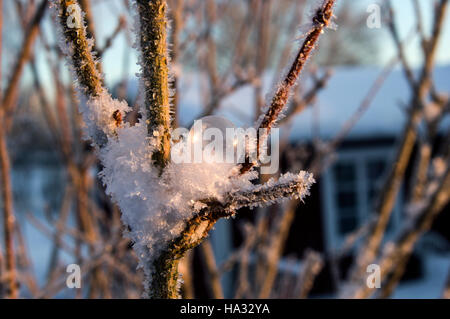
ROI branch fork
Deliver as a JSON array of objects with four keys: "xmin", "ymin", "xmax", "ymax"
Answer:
[{"xmin": 53, "ymin": 0, "xmax": 335, "ymax": 298}]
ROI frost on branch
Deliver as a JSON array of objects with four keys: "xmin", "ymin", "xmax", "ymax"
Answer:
[
  {"xmin": 50, "ymin": 1, "xmax": 130, "ymax": 146},
  {"xmin": 226, "ymin": 171, "xmax": 315, "ymax": 211},
  {"xmin": 52, "ymin": 0, "xmax": 319, "ymax": 298},
  {"xmin": 83, "ymin": 93, "xmax": 131, "ymax": 145},
  {"xmin": 98, "ymin": 120, "xmax": 256, "ymax": 251}
]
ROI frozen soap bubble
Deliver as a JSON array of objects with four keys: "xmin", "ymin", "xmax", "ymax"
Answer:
[
  {"xmin": 189, "ymin": 116, "xmax": 236, "ymax": 144},
  {"xmin": 188, "ymin": 115, "xmax": 237, "ymax": 164}
]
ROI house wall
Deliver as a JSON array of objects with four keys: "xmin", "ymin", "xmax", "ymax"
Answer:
[{"xmin": 196, "ymin": 136, "xmax": 449, "ymax": 297}]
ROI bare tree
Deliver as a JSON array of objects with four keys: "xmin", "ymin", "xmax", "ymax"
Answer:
[
  {"xmin": 0, "ymin": 0, "xmax": 448, "ymax": 300},
  {"xmin": 51, "ymin": 0, "xmax": 335, "ymax": 298}
]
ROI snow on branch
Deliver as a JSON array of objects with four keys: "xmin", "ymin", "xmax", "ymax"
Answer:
[
  {"xmin": 227, "ymin": 171, "xmax": 315, "ymax": 210},
  {"xmin": 146, "ymin": 171, "xmax": 315, "ymax": 298},
  {"xmin": 52, "ymin": 0, "xmax": 323, "ymax": 299},
  {"xmin": 197, "ymin": 171, "xmax": 316, "ymax": 215}
]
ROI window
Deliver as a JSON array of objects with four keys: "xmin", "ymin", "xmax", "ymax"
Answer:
[
  {"xmin": 333, "ymin": 162, "xmax": 358, "ymax": 234},
  {"xmin": 366, "ymin": 158, "xmax": 395, "ymax": 231},
  {"xmin": 366, "ymin": 159, "xmax": 386, "ymax": 205},
  {"xmin": 321, "ymin": 148, "xmax": 402, "ymax": 249}
]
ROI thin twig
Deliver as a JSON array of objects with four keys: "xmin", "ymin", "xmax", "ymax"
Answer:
[
  {"xmin": 240, "ymin": 0, "xmax": 337, "ymax": 174},
  {"xmin": 2, "ymin": 0, "xmax": 47, "ymax": 119}
]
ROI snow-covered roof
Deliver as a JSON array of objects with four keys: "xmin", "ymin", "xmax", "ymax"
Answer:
[
  {"xmin": 128, "ymin": 65, "xmax": 450, "ymax": 142},
  {"xmin": 181, "ymin": 66, "xmax": 450, "ymax": 141}
]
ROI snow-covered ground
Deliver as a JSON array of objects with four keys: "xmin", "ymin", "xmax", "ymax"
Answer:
[{"xmin": 393, "ymin": 253, "xmax": 450, "ymax": 299}]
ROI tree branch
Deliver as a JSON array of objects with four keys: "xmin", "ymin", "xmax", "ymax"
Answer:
[
  {"xmin": 54, "ymin": 0, "xmax": 103, "ymax": 97},
  {"xmin": 53, "ymin": 0, "xmax": 129, "ymax": 147},
  {"xmin": 349, "ymin": 0, "xmax": 448, "ymax": 281},
  {"xmin": 2, "ymin": 0, "xmax": 47, "ymax": 118},
  {"xmin": 148, "ymin": 171, "xmax": 314, "ymax": 298},
  {"xmin": 348, "ymin": 167, "xmax": 450, "ymax": 298},
  {"xmin": 136, "ymin": 0, "xmax": 172, "ymax": 171},
  {"xmin": 240, "ymin": 0, "xmax": 337, "ymax": 174}
]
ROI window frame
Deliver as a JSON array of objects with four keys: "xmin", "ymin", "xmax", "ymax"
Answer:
[{"xmin": 321, "ymin": 147, "xmax": 403, "ymax": 251}]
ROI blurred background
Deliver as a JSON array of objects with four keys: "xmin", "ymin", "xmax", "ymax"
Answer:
[{"xmin": 0, "ymin": 0, "xmax": 449, "ymax": 298}]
